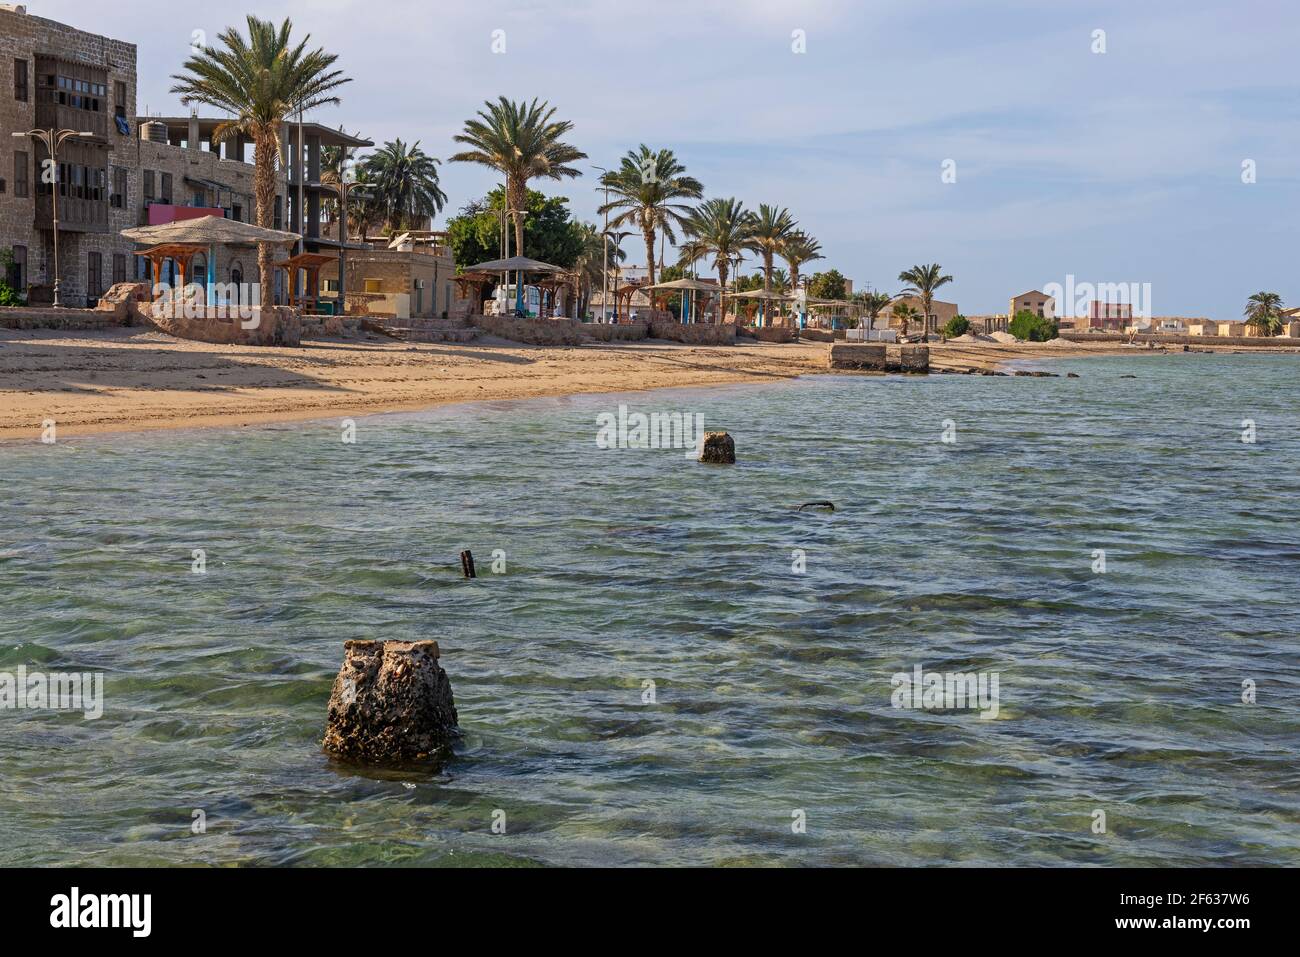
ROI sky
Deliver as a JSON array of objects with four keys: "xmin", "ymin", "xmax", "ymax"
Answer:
[{"xmin": 32, "ymin": 0, "xmax": 1300, "ymax": 319}]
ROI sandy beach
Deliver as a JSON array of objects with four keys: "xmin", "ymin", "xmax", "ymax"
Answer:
[{"xmin": 0, "ymin": 327, "xmax": 1289, "ymax": 440}]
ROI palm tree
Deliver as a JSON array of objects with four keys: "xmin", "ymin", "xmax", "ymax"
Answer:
[
  {"xmin": 684, "ymin": 198, "xmax": 756, "ymax": 323},
  {"xmin": 780, "ymin": 231, "xmax": 823, "ymax": 294},
  {"xmin": 1244, "ymin": 291, "xmax": 1284, "ymax": 336},
  {"xmin": 363, "ymin": 139, "xmax": 448, "ymax": 232},
  {"xmin": 770, "ymin": 267, "xmax": 790, "ymax": 295},
  {"xmin": 897, "ymin": 263, "xmax": 953, "ymax": 342},
  {"xmin": 596, "ymin": 145, "xmax": 703, "ymax": 286},
  {"xmin": 574, "ymin": 222, "xmax": 624, "ymax": 318},
  {"xmin": 858, "ymin": 290, "xmax": 893, "ymax": 337},
  {"xmin": 450, "ymin": 97, "xmax": 587, "ymax": 260},
  {"xmin": 171, "ymin": 16, "xmax": 350, "ymax": 305},
  {"xmin": 892, "ymin": 302, "xmax": 921, "ymax": 339},
  {"xmin": 746, "ymin": 204, "xmax": 798, "ymax": 296}
]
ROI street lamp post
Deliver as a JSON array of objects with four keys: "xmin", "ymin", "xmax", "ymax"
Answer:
[
  {"xmin": 333, "ymin": 151, "xmax": 369, "ymax": 319},
  {"xmin": 593, "ymin": 165, "xmax": 610, "ymax": 323},
  {"xmin": 13, "ymin": 128, "xmax": 94, "ymax": 307}
]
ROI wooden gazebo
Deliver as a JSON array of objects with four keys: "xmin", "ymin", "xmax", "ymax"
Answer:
[
  {"xmin": 275, "ymin": 252, "xmax": 336, "ymax": 314},
  {"xmin": 134, "ymin": 243, "xmax": 206, "ymax": 300}
]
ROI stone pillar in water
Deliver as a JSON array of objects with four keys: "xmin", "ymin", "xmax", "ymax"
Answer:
[
  {"xmin": 699, "ymin": 431, "xmax": 736, "ymax": 464},
  {"xmin": 323, "ymin": 640, "xmax": 458, "ymax": 764}
]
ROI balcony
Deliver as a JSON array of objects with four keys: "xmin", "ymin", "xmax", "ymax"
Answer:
[{"xmin": 35, "ymin": 193, "xmax": 108, "ymax": 233}]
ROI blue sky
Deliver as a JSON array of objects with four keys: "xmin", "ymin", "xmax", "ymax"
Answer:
[{"xmin": 37, "ymin": 0, "xmax": 1300, "ymax": 318}]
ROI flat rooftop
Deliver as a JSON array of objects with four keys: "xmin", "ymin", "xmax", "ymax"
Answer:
[{"xmin": 138, "ymin": 116, "xmax": 372, "ymax": 148}]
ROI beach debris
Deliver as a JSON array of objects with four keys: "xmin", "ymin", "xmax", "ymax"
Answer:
[
  {"xmin": 460, "ymin": 549, "xmax": 477, "ymax": 579},
  {"xmin": 700, "ymin": 431, "xmax": 736, "ymax": 464},
  {"xmin": 797, "ymin": 501, "xmax": 836, "ymax": 512},
  {"xmin": 323, "ymin": 639, "xmax": 458, "ymax": 765},
  {"xmin": 1067, "ymin": 372, "xmax": 1080, "ymax": 378}
]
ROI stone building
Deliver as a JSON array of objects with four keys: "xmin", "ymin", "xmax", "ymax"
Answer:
[
  {"xmin": 1, "ymin": 3, "xmax": 138, "ymax": 305},
  {"xmin": 338, "ymin": 232, "xmax": 455, "ymax": 319},
  {"xmin": 1, "ymin": 4, "xmax": 372, "ymax": 308}
]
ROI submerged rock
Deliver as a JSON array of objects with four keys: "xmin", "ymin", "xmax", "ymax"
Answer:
[
  {"xmin": 700, "ymin": 431, "xmax": 736, "ymax": 464},
  {"xmin": 323, "ymin": 639, "xmax": 458, "ymax": 765}
]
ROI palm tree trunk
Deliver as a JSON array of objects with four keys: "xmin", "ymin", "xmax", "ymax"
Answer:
[
  {"xmin": 643, "ymin": 229, "xmax": 657, "ymax": 287},
  {"xmin": 253, "ymin": 127, "xmax": 279, "ymax": 322},
  {"xmin": 717, "ymin": 263, "xmax": 728, "ymax": 325}
]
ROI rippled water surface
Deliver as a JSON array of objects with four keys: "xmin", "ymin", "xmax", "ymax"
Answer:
[{"xmin": 2, "ymin": 353, "xmax": 1298, "ymax": 866}]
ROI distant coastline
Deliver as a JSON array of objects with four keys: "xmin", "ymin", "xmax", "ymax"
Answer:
[{"xmin": 2, "ymin": 326, "xmax": 1297, "ymax": 442}]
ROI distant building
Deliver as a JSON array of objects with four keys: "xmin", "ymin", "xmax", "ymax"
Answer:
[
  {"xmin": 1008, "ymin": 289, "xmax": 1055, "ymax": 320},
  {"xmin": 887, "ymin": 294, "xmax": 958, "ymax": 334},
  {"xmin": 1075, "ymin": 301, "xmax": 1132, "ymax": 330}
]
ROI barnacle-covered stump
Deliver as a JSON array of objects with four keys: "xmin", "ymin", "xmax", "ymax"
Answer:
[
  {"xmin": 323, "ymin": 640, "xmax": 458, "ymax": 764},
  {"xmin": 699, "ymin": 431, "xmax": 736, "ymax": 464}
]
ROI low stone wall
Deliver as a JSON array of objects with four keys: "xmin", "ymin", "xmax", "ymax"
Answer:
[
  {"xmin": 470, "ymin": 314, "xmax": 653, "ymax": 345},
  {"xmin": 582, "ymin": 321, "xmax": 650, "ymax": 342},
  {"xmin": 0, "ymin": 305, "xmax": 124, "ymax": 331},
  {"xmin": 828, "ymin": 343, "xmax": 929, "ymax": 373},
  {"xmin": 798, "ymin": 328, "xmax": 836, "ymax": 343},
  {"xmin": 745, "ymin": 325, "xmax": 796, "ymax": 343},
  {"xmin": 648, "ymin": 320, "xmax": 736, "ymax": 345},
  {"xmin": 147, "ymin": 304, "xmax": 302, "ymax": 347}
]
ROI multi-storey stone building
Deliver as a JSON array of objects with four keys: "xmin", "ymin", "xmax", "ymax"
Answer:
[
  {"xmin": 1, "ymin": 2, "xmax": 138, "ymax": 305},
  {"xmin": 2, "ymin": 4, "xmax": 374, "ymax": 308}
]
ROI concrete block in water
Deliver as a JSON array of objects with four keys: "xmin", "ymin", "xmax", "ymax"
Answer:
[
  {"xmin": 828, "ymin": 343, "xmax": 887, "ymax": 370},
  {"xmin": 323, "ymin": 639, "xmax": 458, "ymax": 764},
  {"xmin": 699, "ymin": 431, "xmax": 736, "ymax": 464}
]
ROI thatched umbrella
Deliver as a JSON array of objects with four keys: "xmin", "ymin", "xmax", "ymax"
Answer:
[
  {"xmin": 464, "ymin": 255, "xmax": 568, "ymax": 317},
  {"xmin": 643, "ymin": 277, "xmax": 720, "ymax": 323},
  {"xmin": 726, "ymin": 288, "xmax": 795, "ymax": 326},
  {"xmin": 122, "ymin": 216, "xmax": 301, "ymax": 295}
]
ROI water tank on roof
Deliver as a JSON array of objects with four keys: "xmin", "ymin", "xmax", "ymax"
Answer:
[{"xmin": 142, "ymin": 121, "xmax": 168, "ymax": 144}]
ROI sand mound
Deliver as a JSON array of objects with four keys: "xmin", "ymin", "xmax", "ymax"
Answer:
[{"xmin": 989, "ymin": 331, "xmax": 1020, "ymax": 344}]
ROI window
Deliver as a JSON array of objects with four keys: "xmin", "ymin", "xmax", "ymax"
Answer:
[
  {"xmin": 6, "ymin": 245, "xmax": 25, "ymax": 290},
  {"xmin": 143, "ymin": 170, "xmax": 155, "ymax": 201},
  {"xmin": 114, "ymin": 80, "xmax": 126, "ymax": 119},
  {"xmin": 160, "ymin": 172, "xmax": 172, "ymax": 204},
  {"xmin": 87, "ymin": 252, "xmax": 103, "ymax": 299},
  {"xmin": 13, "ymin": 151, "xmax": 28, "ymax": 198},
  {"xmin": 14, "ymin": 59, "xmax": 27, "ymax": 102},
  {"xmin": 273, "ymin": 196, "xmax": 282, "ymax": 230},
  {"xmin": 231, "ymin": 203, "xmax": 242, "ymax": 222},
  {"xmin": 111, "ymin": 166, "xmax": 126, "ymax": 208},
  {"xmin": 112, "ymin": 252, "xmax": 126, "ymax": 285},
  {"xmin": 193, "ymin": 190, "xmax": 205, "ymax": 207}
]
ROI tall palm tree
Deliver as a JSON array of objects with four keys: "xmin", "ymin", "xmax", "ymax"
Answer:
[
  {"xmin": 684, "ymin": 198, "xmax": 756, "ymax": 323},
  {"xmin": 1244, "ymin": 291, "xmax": 1284, "ymax": 336},
  {"xmin": 450, "ymin": 97, "xmax": 587, "ymax": 260},
  {"xmin": 898, "ymin": 263, "xmax": 953, "ymax": 343},
  {"xmin": 780, "ymin": 231, "xmax": 823, "ymax": 294},
  {"xmin": 596, "ymin": 145, "xmax": 703, "ymax": 286},
  {"xmin": 746, "ymin": 204, "xmax": 798, "ymax": 295},
  {"xmin": 363, "ymin": 139, "xmax": 448, "ymax": 232},
  {"xmin": 171, "ymin": 16, "xmax": 350, "ymax": 306}
]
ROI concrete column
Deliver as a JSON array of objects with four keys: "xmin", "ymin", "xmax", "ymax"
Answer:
[{"xmin": 187, "ymin": 117, "xmax": 200, "ymax": 152}]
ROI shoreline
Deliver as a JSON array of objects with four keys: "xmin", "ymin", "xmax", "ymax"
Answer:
[{"xmin": 2, "ymin": 327, "xmax": 1297, "ymax": 441}]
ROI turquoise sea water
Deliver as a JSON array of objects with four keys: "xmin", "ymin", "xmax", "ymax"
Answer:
[{"xmin": 1, "ymin": 352, "xmax": 1297, "ymax": 866}]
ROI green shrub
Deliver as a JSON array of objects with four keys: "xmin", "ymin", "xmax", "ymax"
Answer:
[
  {"xmin": 1009, "ymin": 309, "xmax": 1058, "ymax": 342},
  {"xmin": 0, "ymin": 280, "xmax": 22, "ymax": 307},
  {"xmin": 942, "ymin": 315, "xmax": 970, "ymax": 338}
]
